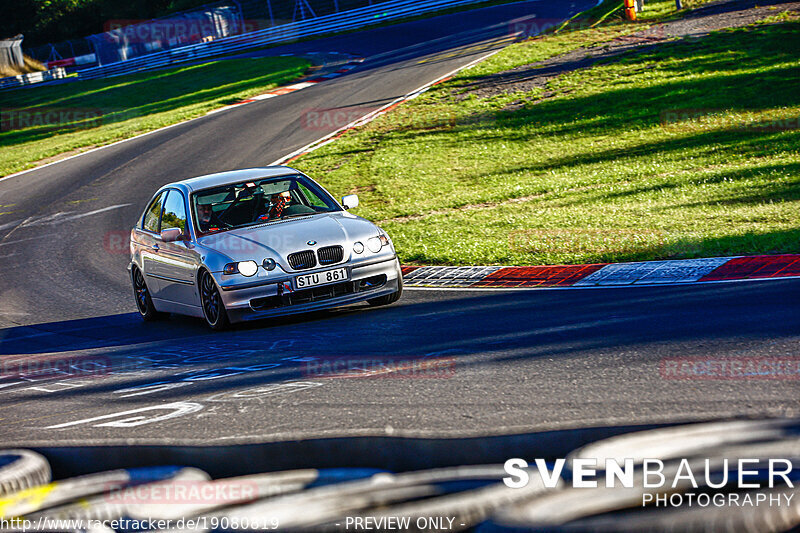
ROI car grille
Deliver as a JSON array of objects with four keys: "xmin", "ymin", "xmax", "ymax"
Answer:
[
  {"xmin": 289, "ymin": 281, "xmax": 352, "ymax": 305},
  {"xmin": 317, "ymin": 245, "xmax": 344, "ymax": 265},
  {"xmin": 249, "ymin": 276, "xmax": 387, "ymax": 312},
  {"xmin": 288, "ymin": 250, "xmax": 316, "ymax": 270}
]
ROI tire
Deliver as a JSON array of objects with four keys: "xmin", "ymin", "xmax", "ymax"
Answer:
[
  {"xmin": 132, "ymin": 266, "xmax": 166, "ymax": 321},
  {"xmin": 484, "ymin": 425, "xmax": 800, "ymax": 532},
  {"xmin": 368, "ymin": 276, "xmax": 403, "ymax": 307},
  {"xmin": 199, "ymin": 270, "xmax": 229, "ymax": 330},
  {"xmin": 350, "ymin": 469, "xmax": 556, "ymax": 533},
  {"xmin": 213, "ymin": 465, "xmax": 512, "ymax": 531},
  {"xmin": 568, "ymin": 419, "xmax": 800, "ymax": 466},
  {"xmin": 0, "ymin": 449, "xmax": 51, "ymax": 497},
  {"xmin": 481, "ymin": 486, "xmax": 800, "ymax": 533},
  {"xmin": 18, "ymin": 466, "xmax": 208, "ymax": 520}
]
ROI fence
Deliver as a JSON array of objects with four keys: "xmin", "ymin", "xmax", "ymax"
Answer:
[
  {"xmin": 0, "ymin": 67, "xmax": 67, "ymax": 90},
  {"xmin": 76, "ymin": 0, "xmax": 490, "ymax": 80}
]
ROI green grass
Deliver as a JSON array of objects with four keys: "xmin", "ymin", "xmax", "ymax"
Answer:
[
  {"xmin": 0, "ymin": 56, "xmax": 310, "ymax": 176},
  {"xmin": 293, "ymin": 10, "xmax": 800, "ymax": 265}
]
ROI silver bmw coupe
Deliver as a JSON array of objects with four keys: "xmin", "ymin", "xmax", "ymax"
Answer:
[{"xmin": 128, "ymin": 167, "xmax": 402, "ymax": 329}]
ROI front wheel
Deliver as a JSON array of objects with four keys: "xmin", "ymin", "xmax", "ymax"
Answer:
[
  {"xmin": 200, "ymin": 270, "xmax": 229, "ymax": 330},
  {"xmin": 367, "ymin": 278, "xmax": 403, "ymax": 307},
  {"xmin": 132, "ymin": 266, "xmax": 165, "ymax": 321}
]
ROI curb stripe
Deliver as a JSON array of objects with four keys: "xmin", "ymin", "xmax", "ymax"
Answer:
[
  {"xmin": 699, "ymin": 254, "xmax": 800, "ymax": 281},
  {"xmin": 215, "ymin": 57, "xmax": 365, "ymax": 111},
  {"xmin": 403, "ymin": 266, "xmax": 502, "ymax": 287},
  {"xmin": 472, "ymin": 263, "xmax": 606, "ymax": 288},
  {"xmin": 573, "ymin": 257, "xmax": 729, "ymax": 286},
  {"xmin": 402, "ymin": 254, "xmax": 800, "ymax": 289}
]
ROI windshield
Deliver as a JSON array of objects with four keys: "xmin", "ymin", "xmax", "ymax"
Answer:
[{"xmin": 191, "ymin": 174, "xmax": 340, "ymax": 235}]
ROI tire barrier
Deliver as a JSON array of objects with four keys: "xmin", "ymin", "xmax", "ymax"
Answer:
[
  {"xmin": 1, "ymin": 419, "xmax": 798, "ymax": 532},
  {"xmin": 0, "ymin": 450, "xmax": 51, "ymax": 498}
]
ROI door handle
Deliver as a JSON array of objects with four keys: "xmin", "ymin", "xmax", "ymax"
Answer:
[{"xmin": 152, "ymin": 244, "xmax": 160, "ymax": 252}]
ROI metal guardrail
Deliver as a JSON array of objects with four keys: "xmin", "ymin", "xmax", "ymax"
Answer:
[
  {"xmin": 0, "ymin": 67, "xmax": 67, "ymax": 89},
  {"xmin": 77, "ymin": 0, "xmax": 491, "ymax": 80}
]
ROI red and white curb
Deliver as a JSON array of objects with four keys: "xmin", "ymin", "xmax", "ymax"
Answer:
[
  {"xmin": 205, "ymin": 57, "xmax": 365, "ymax": 116},
  {"xmin": 401, "ymin": 254, "xmax": 800, "ymax": 289}
]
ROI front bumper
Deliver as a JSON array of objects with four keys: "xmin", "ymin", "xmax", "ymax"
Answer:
[{"xmin": 218, "ymin": 256, "xmax": 402, "ymax": 323}]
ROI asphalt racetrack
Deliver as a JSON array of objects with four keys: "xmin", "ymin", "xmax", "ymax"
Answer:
[{"xmin": 1, "ymin": 0, "xmax": 798, "ymax": 446}]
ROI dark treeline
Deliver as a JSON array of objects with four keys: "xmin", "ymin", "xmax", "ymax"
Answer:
[{"xmin": 1, "ymin": 0, "xmax": 216, "ymax": 46}]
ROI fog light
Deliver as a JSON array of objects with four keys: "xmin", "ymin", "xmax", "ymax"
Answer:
[
  {"xmin": 353, "ymin": 241, "xmax": 364, "ymax": 254},
  {"xmin": 238, "ymin": 260, "xmax": 258, "ymax": 277},
  {"xmin": 262, "ymin": 258, "xmax": 277, "ymax": 271}
]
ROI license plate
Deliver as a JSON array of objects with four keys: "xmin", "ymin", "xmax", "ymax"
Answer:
[{"xmin": 295, "ymin": 268, "xmax": 348, "ymax": 289}]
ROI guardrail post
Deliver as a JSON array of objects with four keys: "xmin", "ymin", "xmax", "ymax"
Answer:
[{"xmin": 623, "ymin": 0, "xmax": 637, "ymax": 20}]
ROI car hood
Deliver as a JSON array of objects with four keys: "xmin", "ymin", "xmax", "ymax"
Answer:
[{"xmin": 195, "ymin": 212, "xmax": 379, "ymax": 267}]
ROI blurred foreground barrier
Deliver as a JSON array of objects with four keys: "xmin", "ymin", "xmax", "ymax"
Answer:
[{"xmin": 1, "ymin": 419, "xmax": 798, "ymax": 532}]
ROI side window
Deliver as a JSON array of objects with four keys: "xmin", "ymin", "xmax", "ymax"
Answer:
[
  {"xmin": 298, "ymin": 183, "xmax": 327, "ymax": 209},
  {"xmin": 142, "ymin": 192, "xmax": 165, "ymax": 233},
  {"xmin": 161, "ymin": 190, "xmax": 188, "ymax": 234}
]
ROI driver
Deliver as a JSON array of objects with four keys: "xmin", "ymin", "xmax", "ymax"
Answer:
[
  {"xmin": 196, "ymin": 203, "xmax": 220, "ymax": 233},
  {"xmin": 258, "ymin": 191, "xmax": 292, "ymax": 221}
]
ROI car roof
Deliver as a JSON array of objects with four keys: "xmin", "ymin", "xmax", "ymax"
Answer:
[{"xmin": 163, "ymin": 166, "xmax": 301, "ymax": 194}]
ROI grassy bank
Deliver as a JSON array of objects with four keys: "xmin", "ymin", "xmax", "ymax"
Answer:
[
  {"xmin": 0, "ymin": 56, "xmax": 310, "ymax": 176},
  {"xmin": 294, "ymin": 3, "xmax": 800, "ymax": 265}
]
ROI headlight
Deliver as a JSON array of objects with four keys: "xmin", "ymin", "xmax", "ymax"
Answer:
[
  {"xmin": 224, "ymin": 261, "xmax": 258, "ymax": 276},
  {"xmin": 367, "ymin": 237, "xmax": 382, "ymax": 253},
  {"xmin": 353, "ymin": 241, "xmax": 364, "ymax": 254},
  {"xmin": 262, "ymin": 258, "xmax": 277, "ymax": 271},
  {"xmin": 238, "ymin": 260, "xmax": 258, "ymax": 277}
]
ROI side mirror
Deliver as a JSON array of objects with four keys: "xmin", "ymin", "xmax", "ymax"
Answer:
[
  {"xmin": 160, "ymin": 227, "xmax": 183, "ymax": 242},
  {"xmin": 341, "ymin": 194, "xmax": 359, "ymax": 210}
]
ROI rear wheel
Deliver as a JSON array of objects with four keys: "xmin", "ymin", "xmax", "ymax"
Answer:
[
  {"xmin": 200, "ymin": 270, "xmax": 229, "ymax": 330},
  {"xmin": 368, "ymin": 277, "xmax": 403, "ymax": 307},
  {"xmin": 132, "ymin": 266, "xmax": 165, "ymax": 321}
]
